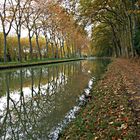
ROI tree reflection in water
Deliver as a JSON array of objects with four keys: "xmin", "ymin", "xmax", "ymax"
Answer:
[{"xmin": 0, "ymin": 60, "xmax": 110, "ymax": 139}]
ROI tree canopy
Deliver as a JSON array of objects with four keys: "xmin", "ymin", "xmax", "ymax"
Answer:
[
  {"xmin": 69, "ymin": 0, "xmax": 140, "ymax": 57},
  {"xmin": 1, "ymin": 0, "xmax": 140, "ymax": 62},
  {"xmin": 0, "ymin": 0, "xmax": 89, "ymax": 62}
]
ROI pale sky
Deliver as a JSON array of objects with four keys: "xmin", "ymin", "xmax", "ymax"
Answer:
[{"xmin": 0, "ymin": 0, "xmax": 30, "ymax": 37}]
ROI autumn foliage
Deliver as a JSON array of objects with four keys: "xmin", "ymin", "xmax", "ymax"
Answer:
[{"xmin": 0, "ymin": 0, "xmax": 89, "ymax": 62}]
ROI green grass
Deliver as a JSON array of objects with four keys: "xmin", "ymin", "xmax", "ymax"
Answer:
[{"xmin": 0, "ymin": 57, "xmax": 84, "ymax": 69}]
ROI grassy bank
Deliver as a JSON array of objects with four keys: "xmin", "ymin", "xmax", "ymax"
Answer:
[
  {"xmin": 0, "ymin": 58, "xmax": 84, "ymax": 70},
  {"xmin": 60, "ymin": 59, "xmax": 140, "ymax": 140}
]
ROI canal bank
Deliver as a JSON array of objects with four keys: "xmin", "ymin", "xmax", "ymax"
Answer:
[
  {"xmin": 60, "ymin": 59, "xmax": 140, "ymax": 140},
  {"xmin": 0, "ymin": 58, "xmax": 84, "ymax": 70}
]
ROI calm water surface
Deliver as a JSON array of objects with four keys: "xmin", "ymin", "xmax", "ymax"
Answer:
[{"xmin": 0, "ymin": 60, "xmax": 110, "ymax": 140}]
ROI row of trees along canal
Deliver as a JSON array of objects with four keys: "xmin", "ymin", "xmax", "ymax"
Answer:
[
  {"xmin": 0, "ymin": 0, "xmax": 89, "ymax": 63},
  {"xmin": 69, "ymin": 0, "xmax": 140, "ymax": 58}
]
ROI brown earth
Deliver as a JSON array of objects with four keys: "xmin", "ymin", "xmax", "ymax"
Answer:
[{"xmin": 114, "ymin": 59, "xmax": 140, "ymax": 138}]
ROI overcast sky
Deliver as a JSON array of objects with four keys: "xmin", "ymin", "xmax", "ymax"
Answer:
[{"xmin": 0, "ymin": 0, "xmax": 29, "ymax": 37}]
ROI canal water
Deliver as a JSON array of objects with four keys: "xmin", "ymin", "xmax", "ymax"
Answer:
[{"xmin": 0, "ymin": 59, "xmax": 110, "ymax": 140}]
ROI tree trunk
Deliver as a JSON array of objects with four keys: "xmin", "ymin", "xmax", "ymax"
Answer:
[
  {"xmin": 128, "ymin": 15, "xmax": 135, "ymax": 57},
  {"xmin": 67, "ymin": 45, "xmax": 70, "ymax": 58},
  {"xmin": 45, "ymin": 37, "xmax": 48, "ymax": 58},
  {"xmin": 63, "ymin": 46, "xmax": 66, "ymax": 58},
  {"xmin": 36, "ymin": 35, "xmax": 42, "ymax": 60},
  {"xmin": 72, "ymin": 44, "xmax": 75, "ymax": 57},
  {"xmin": 59, "ymin": 40, "xmax": 63, "ymax": 58},
  {"xmin": 3, "ymin": 34, "xmax": 7, "ymax": 62},
  {"xmin": 55, "ymin": 43, "xmax": 59, "ymax": 58},
  {"xmin": 51, "ymin": 43, "xmax": 55, "ymax": 58},
  {"xmin": 18, "ymin": 34, "xmax": 22, "ymax": 62},
  {"xmin": 29, "ymin": 34, "xmax": 33, "ymax": 60}
]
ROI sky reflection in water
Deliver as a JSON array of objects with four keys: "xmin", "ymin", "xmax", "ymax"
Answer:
[{"xmin": 0, "ymin": 60, "xmax": 110, "ymax": 140}]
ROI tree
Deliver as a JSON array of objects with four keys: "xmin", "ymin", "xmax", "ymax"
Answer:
[
  {"xmin": 12, "ymin": 0, "xmax": 29, "ymax": 62},
  {"xmin": 0, "ymin": 0, "xmax": 17, "ymax": 62},
  {"xmin": 70, "ymin": 0, "xmax": 140, "ymax": 57},
  {"xmin": 24, "ymin": 0, "xmax": 35, "ymax": 60},
  {"xmin": 0, "ymin": 0, "xmax": 88, "ymax": 62}
]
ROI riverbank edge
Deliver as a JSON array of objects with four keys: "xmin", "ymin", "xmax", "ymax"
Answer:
[
  {"xmin": 60, "ymin": 58, "xmax": 138, "ymax": 140},
  {"xmin": 0, "ymin": 58, "xmax": 84, "ymax": 70}
]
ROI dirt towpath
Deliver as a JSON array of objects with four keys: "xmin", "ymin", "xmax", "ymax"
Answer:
[{"xmin": 114, "ymin": 59, "xmax": 140, "ymax": 138}]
